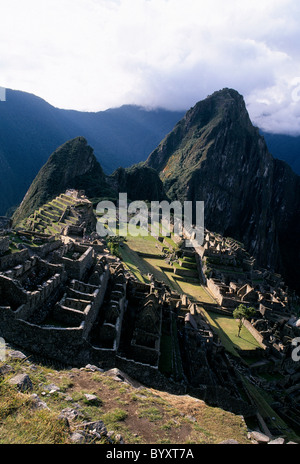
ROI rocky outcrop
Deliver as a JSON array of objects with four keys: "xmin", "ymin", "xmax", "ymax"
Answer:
[{"xmin": 146, "ymin": 88, "xmax": 300, "ymax": 294}]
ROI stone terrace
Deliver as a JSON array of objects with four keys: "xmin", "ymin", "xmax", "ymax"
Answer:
[{"xmin": 22, "ymin": 190, "xmax": 95, "ymax": 236}]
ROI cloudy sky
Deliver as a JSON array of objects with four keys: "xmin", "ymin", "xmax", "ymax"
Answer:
[{"xmin": 1, "ymin": 0, "xmax": 300, "ymax": 134}]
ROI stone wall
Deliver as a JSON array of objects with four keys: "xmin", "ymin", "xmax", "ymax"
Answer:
[
  {"xmin": 242, "ymin": 319, "xmax": 268, "ymax": 349},
  {"xmin": 63, "ymin": 225, "xmax": 84, "ymax": 237},
  {"xmin": 90, "ymin": 346, "xmax": 117, "ymax": 369},
  {"xmin": 0, "ymin": 307, "xmax": 91, "ymax": 366},
  {"xmin": 207, "ymin": 278, "xmax": 243, "ymax": 310},
  {"xmin": 129, "ymin": 342, "xmax": 160, "ymax": 366},
  {"xmin": 0, "ymin": 249, "xmax": 30, "ymax": 272},
  {"xmin": 4, "ymin": 256, "xmax": 63, "ymax": 282},
  {"xmin": 31, "ymin": 239, "xmax": 62, "ymax": 258},
  {"xmin": 60, "ymin": 245, "xmax": 94, "ymax": 280},
  {"xmin": 0, "ymin": 275, "xmax": 27, "ymax": 310},
  {"xmin": 18, "ymin": 272, "xmax": 66, "ymax": 320},
  {"xmin": 115, "ymin": 355, "xmax": 186, "ymax": 395},
  {"xmin": 114, "ymin": 295, "xmax": 126, "ymax": 351},
  {"xmin": 207, "ymin": 278, "xmax": 226, "ymax": 305},
  {"xmin": 187, "ymin": 384, "xmax": 256, "ymax": 418},
  {"xmin": 173, "ymin": 266, "xmax": 198, "ymax": 278},
  {"xmin": 52, "ymin": 303, "xmax": 86, "ymax": 327},
  {"xmin": 82, "ymin": 265, "xmax": 110, "ymax": 338},
  {"xmin": 0, "ymin": 256, "xmax": 66, "ymax": 319}
]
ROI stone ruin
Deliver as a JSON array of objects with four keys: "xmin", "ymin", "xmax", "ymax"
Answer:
[
  {"xmin": 22, "ymin": 191, "xmax": 96, "ymax": 236},
  {"xmin": 1, "ymin": 192, "xmax": 299, "ymax": 427},
  {"xmin": 193, "ymin": 229, "xmax": 300, "ymax": 362},
  {"xmin": 0, "ymin": 225, "xmax": 256, "ymax": 417},
  {"xmin": 183, "ymin": 227, "xmax": 300, "ymax": 430}
]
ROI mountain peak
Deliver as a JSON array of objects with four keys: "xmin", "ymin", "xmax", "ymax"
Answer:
[
  {"xmin": 146, "ymin": 89, "xmax": 300, "ymax": 294},
  {"xmin": 12, "ymin": 137, "xmax": 108, "ymax": 225},
  {"xmin": 146, "ymin": 88, "xmax": 255, "ymax": 174},
  {"xmin": 184, "ymin": 88, "xmax": 251, "ymax": 132}
]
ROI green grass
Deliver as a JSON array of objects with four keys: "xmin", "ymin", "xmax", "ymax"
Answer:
[
  {"xmin": 161, "ymin": 235, "xmax": 180, "ymax": 250},
  {"xmin": 119, "ymin": 233, "xmax": 196, "ymax": 295},
  {"xmin": 120, "ymin": 233, "xmax": 264, "ymax": 363},
  {"xmin": 119, "ymin": 241, "xmax": 175, "ymax": 287},
  {"xmin": 201, "ymin": 311, "xmax": 262, "ymax": 357},
  {"xmin": 174, "ymin": 280, "xmax": 215, "ymax": 304},
  {"xmin": 0, "ymin": 355, "xmax": 252, "ymax": 445},
  {"xmin": 102, "ymin": 408, "xmax": 128, "ymax": 423},
  {"xmin": 138, "ymin": 406, "xmax": 163, "ymax": 422},
  {"xmin": 0, "ymin": 377, "xmax": 70, "ymax": 444},
  {"xmin": 118, "ymin": 244, "xmax": 147, "ymax": 282}
]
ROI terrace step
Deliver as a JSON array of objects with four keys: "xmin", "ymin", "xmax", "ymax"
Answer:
[
  {"xmin": 56, "ymin": 197, "xmax": 76, "ymax": 208},
  {"xmin": 60, "ymin": 194, "xmax": 78, "ymax": 204},
  {"xmin": 41, "ymin": 209, "xmax": 60, "ymax": 222},
  {"xmin": 48, "ymin": 201, "xmax": 66, "ymax": 213}
]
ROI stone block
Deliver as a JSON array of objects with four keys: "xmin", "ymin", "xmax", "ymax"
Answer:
[
  {"xmin": 249, "ymin": 431, "xmax": 270, "ymax": 443},
  {"xmin": 9, "ymin": 373, "xmax": 33, "ymax": 391}
]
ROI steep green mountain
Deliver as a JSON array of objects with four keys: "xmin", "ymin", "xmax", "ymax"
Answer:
[
  {"xmin": 146, "ymin": 88, "xmax": 300, "ymax": 294},
  {"xmin": 12, "ymin": 137, "xmax": 166, "ymax": 226},
  {"xmin": 12, "ymin": 137, "xmax": 112, "ymax": 225},
  {"xmin": 0, "ymin": 88, "xmax": 184, "ymax": 215}
]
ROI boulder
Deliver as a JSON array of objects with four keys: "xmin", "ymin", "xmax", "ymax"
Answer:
[
  {"xmin": 70, "ymin": 432, "xmax": 86, "ymax": 444},
  {"xmin": 8, "ymin": 373, "xmax": 33, "ymax": 391},
  {"xmin": 43, "ymin": 383, "xmax": 60, "ymax": 394},
  {"xmin": 8, "ymin": 350, "xmax": 27, "ymax": 360},
  {"xmin": 58, "ymin": 407, "xmax": 84, "ymax": 423},
  {"xmin": 83, "ymin": 364, "xmax": 104, "ymax": 372},
  {"xmin": 83, "ymin": 393, "xmax": 102, "ymax": 405},
  {"xmin": 0, "ymin": 364, "xmax": 14, "ymax": 377},
  {"xmin": 115, "ymin": 434, "xmax": 124, "ymax": 444},
  {"xmin": 268, "ymin": 437, "xmax": 285, "ymax": 445},
  {"xmin": 249, "ymin": 431, "xmax": 270, "ymax": 443}
]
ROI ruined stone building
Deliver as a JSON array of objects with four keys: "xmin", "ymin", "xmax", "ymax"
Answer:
[
  {"xmin": 190, "ymin": 228, "xmax": 300, "ymax": 383},
  {"xmin": 0, "ymin": 191, "xmax": 299, "ymax": 424}
]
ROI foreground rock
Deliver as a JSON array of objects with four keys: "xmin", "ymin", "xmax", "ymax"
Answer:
[{"xmin": 8, "ymin": 374, "xmax": 33, "ymax": 392}]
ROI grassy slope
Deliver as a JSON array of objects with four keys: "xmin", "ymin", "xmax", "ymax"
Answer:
[
  {"xmin": 0, "ymin": 353, "xmax": 251, "ymax": 445},
  {"xmin": 119, "ymin": 234, "xmax": 262, "ymax": 354}
]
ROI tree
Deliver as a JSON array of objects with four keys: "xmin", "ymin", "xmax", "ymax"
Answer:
[{"xmin": 233, "ymin": 304, "xmax": 256, "ymax": 337}]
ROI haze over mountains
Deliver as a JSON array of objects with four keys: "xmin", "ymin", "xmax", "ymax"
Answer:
[{"xmin": 0, "ymin": 88, "xmax": 300, "ymax": 217}]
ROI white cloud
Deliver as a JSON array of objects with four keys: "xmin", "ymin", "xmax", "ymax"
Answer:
[{"xmin": 0, "ymin": 0, "xmax": 300, "ymax": 133}]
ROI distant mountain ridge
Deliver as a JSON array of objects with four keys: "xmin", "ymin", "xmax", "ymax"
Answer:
[
  {"xmin": 12, "ymin": 137, "xmax": 165, "ymax": 226},
  {"xmin": 0, "ymin": 89, "xmax": 184, "ymax": 215},
  {"xmin": 1, "ymin": 88, "xmax": 300, "ymax": 217}
]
